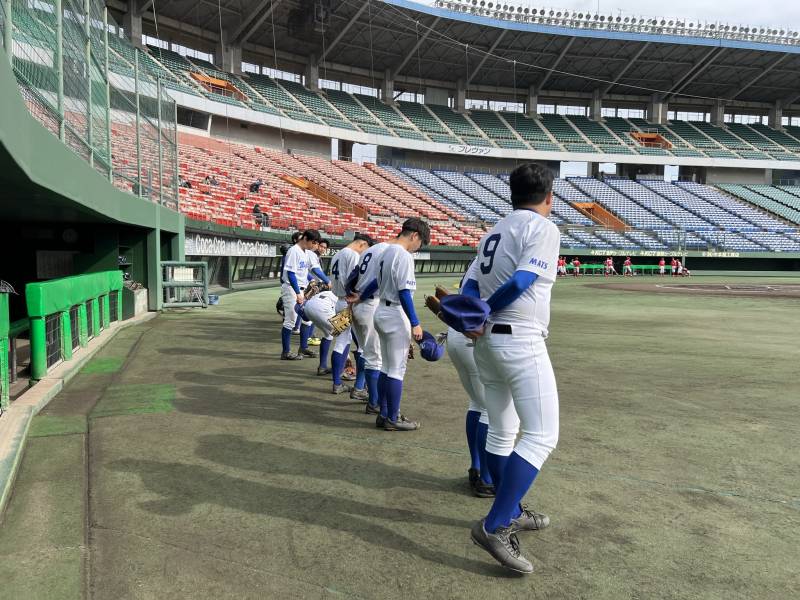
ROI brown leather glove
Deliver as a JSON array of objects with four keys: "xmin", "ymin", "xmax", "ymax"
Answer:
[
  {"xmin": 424, "ymin": 294, "xmax": 441, "ymax": 316},
  {"xmin": 434, "ymin": 285, "xmax": 450, "ymax": 300}
]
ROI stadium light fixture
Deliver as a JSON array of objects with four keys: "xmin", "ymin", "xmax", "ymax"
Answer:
[{"xmin": 434, "ymin": 0, "xmax": 800, "ymax": 45}]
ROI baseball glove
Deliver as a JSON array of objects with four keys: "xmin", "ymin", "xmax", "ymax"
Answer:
[
  {"xmin": 328, "ymin": 306, "xmax": 353, "ymax": 336},
  {"xmin": 276, "ymin": 297, "xmax": 285, "ymax": 317},
  {"xmin": 408, "ymin": 343, "xmax": 415, "ymax": 360},
  {"xmin": 434, "ymin": 285, "xmax": 451, "ymax": 299},
  {"xmin": 304, "ymin": 280, "xmax": 327, "ymax": 300},
  {"xmin": 424, "ymin": 294, "xmax": 441, "ymax": 316}
]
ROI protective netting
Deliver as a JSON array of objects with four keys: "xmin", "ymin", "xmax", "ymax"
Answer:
[{"xmin": 1, "ymin": 0, "xmax": 177, "ymax": 207}]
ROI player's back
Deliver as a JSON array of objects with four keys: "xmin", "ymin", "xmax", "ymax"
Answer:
[
  {"xmin": 354, "ymin": 242, "xmax": 389, "ymax": 294},
  {"xmin": 330, "ymin": 247, "xmax": 359, "ymax": 297},
  {"xmin": 471, "ymin": 210, "xmax": 560, "ymax": 335},
  {"xmin": 377, "ymin": 243, "xmax": 415, "ymax": 304}
]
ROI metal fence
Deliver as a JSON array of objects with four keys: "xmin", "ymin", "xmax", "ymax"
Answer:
[{"xmin": 1, "ymin": 0, "xmax": 178, "ymax": 207}]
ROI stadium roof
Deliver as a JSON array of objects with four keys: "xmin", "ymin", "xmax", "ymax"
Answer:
[{"xmin": 119, "ymin": 0, "xmax": 800, "ymax": 108}]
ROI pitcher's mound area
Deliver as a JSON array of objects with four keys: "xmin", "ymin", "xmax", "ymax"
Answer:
[{"xmin": 593, "ymin": 282, "xmax": 800, "ymax": 298}]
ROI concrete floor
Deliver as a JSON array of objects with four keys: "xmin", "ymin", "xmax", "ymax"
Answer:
[{"xmin": 1, "ymin": 277, "xmax": 798, "ymax": 599}]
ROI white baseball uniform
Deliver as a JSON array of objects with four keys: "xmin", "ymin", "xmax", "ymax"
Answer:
[
  {"xmin": 374, "ymin": 243, "xmax": 416, "ymax": 380},
  {"xmin": 351, "ymin": 242, "xmax": 389, "ymax": 371},
  {"xmin": 300, "ymin": 291, "xmax": 338, "ymax": 339},
  {"xmin": 281, "ymin": 243, "xmax": 311, "ymax": 330},
  {"xmin": 466, "ymin": 210, "xmax": 560, "ymax": 470},
  {"xmin": 329, "ymin": 247, "xmax": 362, "ymax": 354}
]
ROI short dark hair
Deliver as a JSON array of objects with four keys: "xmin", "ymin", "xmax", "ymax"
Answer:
[
  {"xmin": 353, "ymin": 232, "xmax": 376, "ymax": 246},
  {"xmin": 509, "ymin": 163, "xmax": 554, "ymax": 207},
  {"xmin": 301, "ymin": 229, "xmax": 322, "ymax": 243},
  {"xmin": 319, "ymin": 239, "xmax": 330, "ymax": 247},
  {"xmin": 400, "ymin": 217, "xmax": 430, "ymax": 247},
  {"xmin": 291, "ymin": 231, "xmax": 302, "ymax": 243}
]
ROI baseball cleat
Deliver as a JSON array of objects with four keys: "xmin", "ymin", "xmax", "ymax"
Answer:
[
  {"xmin": 350, "ymin": 387, "xmax": 369, "ymax": 401},
  {"xmin": 365, "ymin": 403, "xmax": 380, "ymax": 415},
  {"xmin": 470, "ymin": 520, "xmax": 533, "ymax": 574},
  {"xmin": 300, "ymin": 348, "xmax": 317, "ymax": 358},
  {"xmin": 468, "ymin": 468, "xmax": 496, "ymax": 497},
  {"xmin": 375, "ymin": 415, "xmax": 386, "ymax": 428},
  {"xmin": 308, "ymin": 337, "xmax": 321, "ymax": 346},
  {"xmin": 509, "ymin": 506, "xmax": 550, "ymax": 533},
  {"xmin": 280, "ymin": 352, "xmax": 302, "ymax": 361},
  {"xmin": 316, "ymin": 367, "xmax": 332, "ymax": 376},
  {"xmin": 468, "ymin": 468, "xmax": 480, "ymax": 485},
  {"xmin": 331, "ymin": 383, "xmax": 352, "ymax": 395},
  {"xmin": 384, "ymin": 415, "xmax": 419, "ymax": 431}
]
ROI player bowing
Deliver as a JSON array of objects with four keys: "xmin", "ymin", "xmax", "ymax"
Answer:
[
  {"xmin": 280, "ymin": 229, "xmax": 322, "ymax": 360},
  {"xmin": 363, "ymin": 218, "xmax": 430, "ymax": 432},
  {"xmin": 328, "ymin": 234, "xmax": 375, "ymax": 396},
  {"xmin": 463, "ymin": 163, "xmax": 559, "ymax": 574}
]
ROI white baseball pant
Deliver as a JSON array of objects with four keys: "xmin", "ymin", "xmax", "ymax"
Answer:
[
  {"xmin": 374, "ymin": 302, "xmax": 411, "ymax": 380},
  {"xmin": 301, "ymin": 298, "xmax": 335, "ymax": 340},
  {"xmin": 280, "ymin": 284, "xmax": 310, "ymax": 330},
  {"xmin": 446, "ymin": 328, "xmax": 493, "ymax": 425},
  {"xmin": 352, "ymin": 299, "xmax": 381, "ymax": 370},
  {"xmin": 333, "ymin": 299, "xmax": 352, "ymax": 354},
  {"xmin": 474, "ymin": 329, "xmax": 559, "ymax": 470}
]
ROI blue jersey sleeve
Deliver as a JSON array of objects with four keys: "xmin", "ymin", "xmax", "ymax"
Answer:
[
  {"xmin": 287, "ymin": 271, "xmax": 300, "ymax": 294},
  {"xmin": 345, "ymin": 266, "xmax": 360, "ymax": 295},
  {"xmin": 461, "ymin": 278, "xmax": 481, "ymax": 298},
  {"xmin": 311, "ymin": 267, "xmax": 331, "ymax": 286},
  {"xmin": 359, "ymin": 278, "xmax": 378, "ymax": 302},
  {"xmin": 486, "ymin": 270, "xmax": 538, "ymax": 313},
  {"xmin": 399, "ymin": 289, "xmax": 420, "ymax": 327}
]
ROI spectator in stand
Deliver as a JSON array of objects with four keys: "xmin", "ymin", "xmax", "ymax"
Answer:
[
  {"xmin": 572, "ymin": 257, "xmax": 581, "ymax": 277},
  {"xmin": 202, "ymin": 175, "xmax": 219, "ymax": 186},
  {"xmin": 249, "ymin": 178, "xmax": 264, "ymax": 193},
  {"xmin": 179, "ymin": 176, "xmax": 192, "ymax": 189},
  {"xmin": 671, "ymin": 257, "xmax": 678, "ymax": 277},
  {"xmin": 658, "ymin": 257, "xmax": 666, "ymax": 276},
  {"xmin": 253, "ymin": 204, "xmax": 266, "ymax": 228},
  {"xmin": 623, "ymin": 257, "xmax": 633, "ymax": 277}
]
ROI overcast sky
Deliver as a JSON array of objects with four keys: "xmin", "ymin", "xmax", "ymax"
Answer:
[{"xmin": 415, "ymin": 1, "xmax": 800, "ymax": 29}]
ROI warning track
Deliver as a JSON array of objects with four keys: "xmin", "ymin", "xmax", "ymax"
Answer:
[{"xmin": 592, "ymin": 282, "xmax": 800, "ymax": 298}]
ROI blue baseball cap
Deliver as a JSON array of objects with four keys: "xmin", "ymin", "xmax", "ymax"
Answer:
[
  {"xmin": 417, "ymin": 331, "xmax": 445, "ymax": 362},
  {"xmin": 438, "ymin": 295, "xmax": 490, "ymax": 334}
]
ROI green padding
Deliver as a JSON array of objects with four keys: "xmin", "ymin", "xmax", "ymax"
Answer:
[
  {"xmin": 0, "ymin": 295, "xmax": 8, "ymax": 337},
  {"xmin": 26, "ymin": 271, "xmax": 123, "ymax": 318}
]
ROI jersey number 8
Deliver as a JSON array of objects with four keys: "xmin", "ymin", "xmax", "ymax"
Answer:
[
  {"xmin": 359, "ymin": 253, "xmax": 372, "ymax": 274},
  {"xmin": 480, "ymin": 234, "xmax": 501, "ymax": 274}
]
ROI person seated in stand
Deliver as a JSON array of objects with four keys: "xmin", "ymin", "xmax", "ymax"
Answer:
[
  {"xmin": 252, "ymin": 204, "xmax": 265, "ymax": 226},
  {"xmin": 179, "ymin": 176, "xmax": 192, "ymax": 189},
  {"xmin": 249, "ymin": 178, "xmax": 263, "ymax": 193}
]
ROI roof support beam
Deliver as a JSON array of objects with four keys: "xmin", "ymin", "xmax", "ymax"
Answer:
[
  {"xmin": 319, "ymin": 2, "xmax": 369, "ymax": 62},
  {"xmin": 232, "ymin": 0, "xmax": 280, "ymax": 46},
  {"xmin": 536, "ymin": 37, "xmax": 574, "ymax": 93},
  {"xmin": 784, "ymin": 91, "xmax": 800, "ymax": 108},
  {"xmin": 665, "ymin": 47, "xmax": 724, "ymax": 100},
  {"xmin": 390, "ymin": 17, "xmax": 440, "ymax": 79},
  {"xmin": 602, "ymin": 42, "xmax": 650, "ymax": 97},
  {"xmin": 727, "ymin": 54, "xmax": 789, "ymax": 100},
  {"xmin": 466, "ymin": 29, "xmax": 506, "ymax": 85},
  {"xmin": 136, "ymin": 0, "xmax": 153, "ymax": 17}
]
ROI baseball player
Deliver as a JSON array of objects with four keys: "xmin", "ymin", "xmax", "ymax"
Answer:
[
  {"xmin": 328, "ymin": 234, "xmax": 374, "ymax": 396},
  {"xmin": 295, "ymin": 290, "xmax": 339, "ymax": 375},
  {"xmin": 276, "ymin": 231, "xmax": 302, "ymax": 325},
  {"xmin": 658, "ymin": 257, "xmax": 666, "ymax": 276},
  {"xmin": 305, "ymin": 239, "xmax": 331, "ymax": 348},
  {"xmin": 280, "ymin": 229, "xmax": 322, "ymax": 360},
  {"xmin": 623, "ymin": 257, "xmax": 633, "ymax": 277},
  {"xmin": 604, "ymin": 256, "xmax": 613, "ymax": 277},
  {"xmin": 462, "ymin": 163, "xmax": 557, "ymax": 574},
  {"xmin": 557, "ymin": 257, "xmax": 567, "ymax": 277},
  {"xmin": 671, "ymin": 257, "xmax": 678, "ymax": 277},
  {"xmin": 572, "ymin": 257, "xmax": 581, "ymax": 277},
  {"xmin": 347, "ymin": 238, "xmax": 391, "ymax": 418},
  {"xmin": 367, "ymin": 218, "xmax": 430, "ymax": 431},
  {"xmin": 298, "ymin": 239, "xmax": 331, "ymax": 357}
]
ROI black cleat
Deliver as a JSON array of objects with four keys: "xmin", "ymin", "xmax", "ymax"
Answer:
[
  {"xmin": 316, "ymin": 366, "xmax": 332, "ymax": 376},
  {"xmin": 470, "ymin": 520, "xmax": 533, "ymax": 574},
  {"xmin": 365, "ymin": 403, "xmax": 380, "ymax": 415},
  {"xmin": 281, "ymin": 352, "xmax": 301, "ymax": 361},
  {"xmin": 300, "ymin": 348, "xmax": 317, "ymax": 358},
  {"xmin": 375, "ymin": 415, "xmax": 386, "ymax": 428},
  {"xmin": 384, "ymin": 414, "xmax": 419, "ymax": 431}
]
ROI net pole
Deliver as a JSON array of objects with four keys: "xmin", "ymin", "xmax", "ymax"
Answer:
[
  {"xmin": 134, "ymin": 49, "xmax": 142, "ymax": 197},
  {"xmin": 84, "ymin": 0, "xmax": 93, "ymax": 167},
  {"xmin": 55, "ymin": 0, "xmax": 65, "ymax": 141},
  {"xmin": 104, "ymin": 6, "xmax": 112, "ymax": 182},
  {"xmin": 157, "ymin": 77, "xmax": 163, "ymax": 205},
  {"xmin": 3, "ymin": 0, "xmax": 11, "ymax": 65}
]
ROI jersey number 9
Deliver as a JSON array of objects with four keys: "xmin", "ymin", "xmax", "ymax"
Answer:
[{"xmin": 480, "ymin": 234, "xmax": 501, "ymax": 274}]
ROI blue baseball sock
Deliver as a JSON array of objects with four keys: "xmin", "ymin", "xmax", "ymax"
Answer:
[
  {"xmin": 294, "ymin": 314, "xmax": 301, "ymax": 330},
  {"xmin": 331, "ymin": 350, "xmax": 346, "ymax": 386},
  {"xmin": 319, "ymin": 338, "xmax": 331, "ymax": 369},
  {"xmin": 281, "ymin": 327, "xmax": 292, "ymax": 354},
  {"xmin": 299, "ymin": 324, "xmax": 312, "ymax": 350},
  {"xmin": 366, "ymin": 368, "xmax": 381, "ymax": 408},
  {"xmin": 308, "ymin": 325, "xmax": 316, "ymax": 338},
  {"xmin": 476, "ymin": 422, "xmax": 493, "ymax": 485},
  {"xmin": 354, "ymin": 352, "xmax": 366, "ymax": 390},
  {"xmin": 484, "ymin": 451, "xmax": 510, "ymax": 496},
  {"xmin": 378, "ymin": 372, "xmax": 389, "ymax": 418},
  {"xmin": 484, "ymin": 452, "xmax": 540, "ymax": 534},
  {"xmin": 466, "ymin": 410, "xmax": 482, "ymax": 471},
  {"xmin": 385, "ymin": 377, "xmax": 404, "ymax": 421}
]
